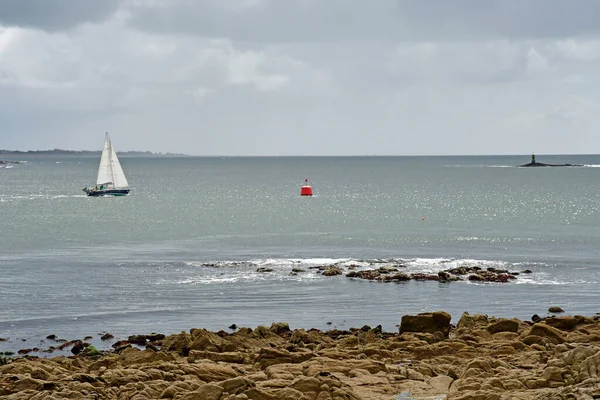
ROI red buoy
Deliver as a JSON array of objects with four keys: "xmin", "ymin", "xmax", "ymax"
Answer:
[{"xmin": 301, "ymin": 178, "xmax": 313, "ymax": 196}]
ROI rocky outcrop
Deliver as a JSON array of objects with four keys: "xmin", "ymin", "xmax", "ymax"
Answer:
[
  {"xmin": 3, "ymin": 312, "xmax": 600, "ymax": 399},
  {"xmin": 400, "ymin": 311, "xmax": 452, "ymax": 338},
  {"xmin": 345, "ymin": 265, "xmax": 522, "ymax": 284}
]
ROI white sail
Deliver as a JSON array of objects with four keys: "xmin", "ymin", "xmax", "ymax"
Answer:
[{"xmin": 95, "ymin": 133, "xmax": 129, "ymax": 188}]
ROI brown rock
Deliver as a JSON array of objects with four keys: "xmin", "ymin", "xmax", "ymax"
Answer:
[
  {"xmin": 322, "ymin": 267, "xmax": 343, "ymax": 276},
  {"xmin": 161, "ymin": 331, "xmax": 192, "ymax": 354},
  {"xmin": 526, "ymin": 323, "xmax": 566, "ymax": 344},
  {"xmin": 486, "ymin": 318, "xmax": 520, "ymax": 334},
  {"xmin": 400, "ymin": 311, "xmax": 452, "ymax": 338},
  {"xmin": 177, "ymin": 383, "xmax": 223, "ymax": 400},
  {"xmin": 270, "ymin": 322, "xmax": 291, "ymax": 335}
]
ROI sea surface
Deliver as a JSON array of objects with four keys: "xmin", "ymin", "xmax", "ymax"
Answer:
[{"xmin": 1, "ymin": 154, "xmax": 600, "ymax": 353}]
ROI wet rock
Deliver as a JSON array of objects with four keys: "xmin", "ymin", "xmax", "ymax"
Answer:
[
  {"xmin": 322, "ymin": 267, "xmax": 343, "ymax": 276},
  {"xmin": 128, "ymin": 334, "xmax": 148, "ymax": 346},
  {"xmin": 549, "ymin": 306, "xmax": 565, "ymax": 313},
  {"xmin": 101, "ymin": 333, "xmax": 114, "ymax": 341},
  {"xmin": 147, "ymin": 333, "xmax": 165, "ymax": 341},
  {"xmin": 377, "ymin": 266, "xmax": 398, "ymax": 274},
  {"xmin": 346, "ymin": 270, "xmax": 380, "ymax": 280},
  {"xmin": 400, "ymin": 311, "xmax": 452, "ymax": 337},
  {"xmin": 437, "ymin": 271, "xmax": 452, "ymax": 281},
  {"xmin": 379, "ymin": 272, "xmax": 410, "ymax": 282},
  {"xmin": 410, "ymin": 273, "xmax": 440, "ymax": 281},
  {"xmin": 71, "ymin": 340, "xmax": 87, "ymax": 355},
  {"xmin": 81, "ymin": 345, "xmax": 102, "ymax": 357},
  {"xmin": 468, "ymin": 274, "xmax": 485, "ymax": 281}
]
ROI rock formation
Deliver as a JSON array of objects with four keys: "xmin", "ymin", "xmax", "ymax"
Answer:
[{"xmin": 2, "ymin": 312, "xmax": 600, "ymax": 399}]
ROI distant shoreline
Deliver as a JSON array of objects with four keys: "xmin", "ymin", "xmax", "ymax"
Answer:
[{"xmin": 0, "ymin": 149, "xmax": 188, "ymax": 157}]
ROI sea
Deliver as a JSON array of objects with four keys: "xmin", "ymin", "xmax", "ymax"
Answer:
[{"xmin": 1, "ymin": 154, "xmax": 600, "ymax": 353}]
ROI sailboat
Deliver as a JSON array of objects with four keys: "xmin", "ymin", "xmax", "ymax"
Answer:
[{"xmin": 83, "ymin": 133, "xmax": 131, "ymax": 197}]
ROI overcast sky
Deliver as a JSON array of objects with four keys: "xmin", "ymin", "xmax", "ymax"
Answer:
[{"xmin": 2, "ymin": 0, "xmax": 600, "ymax": 155}]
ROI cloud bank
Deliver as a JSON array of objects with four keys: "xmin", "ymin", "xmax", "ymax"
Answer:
[{"xmin": 1, "ymin": 0, "xmax": 599, "ymax": 155}]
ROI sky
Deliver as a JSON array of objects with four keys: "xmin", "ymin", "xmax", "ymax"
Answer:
[{"xmin": 1, "ymin": 0, "xmax": 600, "ymax": 155}]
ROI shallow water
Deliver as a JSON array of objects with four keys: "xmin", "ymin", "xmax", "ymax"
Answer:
[{"xmin": 1, "ymin": 155, "xmax": 599, "ymax": 352}]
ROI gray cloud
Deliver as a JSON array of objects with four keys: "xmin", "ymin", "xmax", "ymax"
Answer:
[
  {"xmin": 0, "ymin": 0, "xmax": 120, "ymax": 31},
  {"xmin": 2, "ymin": 1, "xmax": 600, "ymax": 155},
  {"xmin": 126, "ymin": 0, "xmax": 600, "ymax": 42}
]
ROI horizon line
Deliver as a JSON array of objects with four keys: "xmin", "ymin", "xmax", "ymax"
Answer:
[{"xmin": 2, "ymin": 150, "xmax": 600, "ymax": 157}]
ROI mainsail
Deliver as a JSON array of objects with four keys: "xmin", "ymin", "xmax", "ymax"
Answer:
[{"xmin": 96, "ymin": 133, "xmax": 129, "ymax": 188}]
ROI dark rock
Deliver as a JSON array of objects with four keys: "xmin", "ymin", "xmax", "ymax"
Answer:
[
  {"xmin": 400, "ymin": 311, "xmax": 452, "ymax": 338},
  {"xmin": 147, "ymin": 333, "xmax": 165, "ymax": 342},
  {"xmin": 83, "ymin": 336, "xmax": 93, "ymax": 341},
  {"xmin": 127, "ymin": 335, "xmax": 148, "ymax": 346},
  {"xmin": 228, "ymin": 324, "xmax": 238, "ymax": 330},
  {"xmin": 322, "ymin": 267, "xmax": 343, "ymax": 276},
  {"xmin": 548, "ymin": 306, "xmax": 565, "ymax": 313},
  {"xmin": 100, "ymin": 333, "xmax": 114, "ymax": 341},
  {"xmin": 17, "ymin": 348, "xmax": 34, "ymax": 355},
  {"xmin": 45, "ymin": 334, "xmax": 57, "ymax": 340},
  {"xmin": 411, "ymin": 273, "xmax": 440, "ymax": 281},
  {"xmin": 377, "ymin": 266, "xmax": 398, "ymax": 274},
  {"xmin": 111, "ymin": 340, "xmax": 130, "ymax": 349},
  {"xmin": 114, "ymin": 343, "xmax": 132, "ymax": 353},
  {"xmin": 370, "ymin": 325, "xmax": 383, "ymax": 334},
  {"xmin": 468, "ymin": 274, "xmax": 485, "ymax": 281},
  {"xmin": 346, "ymin": 270, "xmax": 380, "ymax": 280},
  {"xmin": 447, "ymin": 267, "xmax": 469, "ymax": 275},
  {"xmin": 71, "ymin": 341, "xmax": 86, "ymax": 355},
  {"xmin": 379, "ymin": 272, "xmax": 410, "ymax": 282},
  {"xmin": 438, "ymin": 271, "xmax": 452, "ymax": 281}
]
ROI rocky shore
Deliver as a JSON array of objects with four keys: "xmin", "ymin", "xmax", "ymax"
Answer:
[{"xmin": 2, "ymin": 311, "xmax": 600, "ymax": 399}]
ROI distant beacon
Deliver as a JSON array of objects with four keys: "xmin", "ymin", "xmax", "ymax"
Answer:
[{"xmin": 301, "ymin": 178, "xmax": 313, "ymax": 196}]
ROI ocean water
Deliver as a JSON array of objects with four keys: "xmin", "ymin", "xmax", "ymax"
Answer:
[{"xmin": 1, "ymin": 154, "xmax": 600, "ymax": 352}]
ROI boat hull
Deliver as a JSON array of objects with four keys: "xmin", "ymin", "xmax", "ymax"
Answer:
[{"xmin": 85, "ymin": 189, "xmax": 130, "ymax": 197}]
